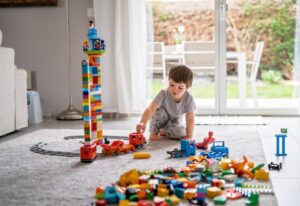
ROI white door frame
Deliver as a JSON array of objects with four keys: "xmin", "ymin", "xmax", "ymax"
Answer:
[{"xmin": 195, "ymin": 0, "xmax": 222, "ymax": 115}]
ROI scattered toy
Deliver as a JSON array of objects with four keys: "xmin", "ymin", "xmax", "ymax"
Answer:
[
  {"xmin": 268, "ymin": 162, "xmax": 282, "ymax": 171},
  {"xmin": 275, "ymin": 130, "xmax": 287, "ymax": 156},
  {"xmin": 133, "ymin": 152, "xmax": 151, "ymax": 159},
  {"xmin": 196, "ymin": 131, "xmax": 215, "ymax": 150}
]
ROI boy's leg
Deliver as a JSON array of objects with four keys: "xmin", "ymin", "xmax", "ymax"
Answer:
[
  {"xmin": 149, "ymin": 107, "xmax": 168, "ymax": 140},
  {"xmin": 163, "ymin": 120, "xmax": 187, "ymax": 140}
]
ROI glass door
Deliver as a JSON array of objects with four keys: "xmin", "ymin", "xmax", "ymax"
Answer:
[
  {"xmin": 145, "ymin": 0, "xmax": 220, "ymax": 115},
  {"xmin": 222, "ymin": 0, "xmax": 299, "ymax": 115}
]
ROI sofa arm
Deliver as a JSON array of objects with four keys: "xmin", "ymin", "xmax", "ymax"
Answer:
[
  {"xmin": 15, "ymin": 68, "xmax": 28, "ymax": 130},
  {"xmin": 0, "ymin": 47, "xmax": 15, "ymax": 136}
]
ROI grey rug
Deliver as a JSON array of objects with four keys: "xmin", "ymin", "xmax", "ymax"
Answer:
[
  {"xmin": 0, "ymin": 129, "xmax": 277, "ymax": 206},
  {"xmin": 195, "ymin": 115, "xmax": 267, "ymax": 125}
]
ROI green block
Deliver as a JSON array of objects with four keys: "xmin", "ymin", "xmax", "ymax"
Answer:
[
  {"xmin": 96, "ymin": 193, "xmax": 104, "ymax": 200},
  {"xmin": 214, "ymin": 195, "xmax": 227, "ymax": 205},
  {"xmin": 280, "ymin": 128, "xmax": 288, "ymax": 133},
  {"xmin": 245, "ymin": 193, "xmax": 259, "ymax": 206},
  {"xmin": 146, "ymin": 190, "xmax": 154, "ymax": 200},
  {"xmin": 251, "ymin": 163, "xmax": 264, "ymax": 174},
  {"xmin": 129, "ymin": 194, "xmax": 138, "ymax": 202},
  {"xmin": 222, "ymin": 169, "xmax": 234, "ymax": 176}
]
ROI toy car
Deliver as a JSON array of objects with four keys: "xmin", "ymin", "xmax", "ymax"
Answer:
[{"xmin": 268, "ymin": 162, "xmax": 282, "ymax": 170}]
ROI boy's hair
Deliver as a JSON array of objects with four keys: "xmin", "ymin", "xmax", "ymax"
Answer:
[{"xmin": 168, "ymin": 65, "xmax": 193, "ymax": 88}]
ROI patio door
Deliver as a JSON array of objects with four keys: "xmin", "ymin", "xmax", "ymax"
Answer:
[
  {"xmin": 146, "ymin": 0, "xmax": 300, "ymax": 115},
  {"xmin": 221, "ymin": 0, "xmax": 299, "ymax": 115}
]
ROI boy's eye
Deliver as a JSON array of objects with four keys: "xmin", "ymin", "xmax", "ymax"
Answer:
[{"xmin": 179, "ymin": 87, "xmax": 183, "ymax": 90}]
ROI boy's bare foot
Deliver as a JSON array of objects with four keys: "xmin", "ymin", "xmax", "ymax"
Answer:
[
  {"xmin": 158, "ymin": 130, "xmax": 167, "ymax": 137},
  {"xmin": 150, "ymin": 134, "xmax": 160, "ymax": 141}
]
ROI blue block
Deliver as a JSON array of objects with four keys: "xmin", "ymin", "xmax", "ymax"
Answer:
[
  {"xmin": 116, "ymin": 192, "xmax": 126, "ymax": 201},
  {"xmin": 175, "ymin": 187, "xmax": 185, "ymax": 198},
  {"xmin": 234, "ymin": 178, "xmax": 245, "ymax": 187},
  {"xmin": 92, "ymin": 66, "xmax": 98, "ymax": 74},
  {"xmin": 104, "ymin": 186, "xmax": 118, "ymax": 204}
]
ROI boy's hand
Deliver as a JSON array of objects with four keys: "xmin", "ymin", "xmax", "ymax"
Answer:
[
  {"xmin": 136, "ymin": 122, "xmax": 146, "ymax": 133},
  {"xmin": 184, "ymin": 136, "xmax": 193, "ymax": 140}
]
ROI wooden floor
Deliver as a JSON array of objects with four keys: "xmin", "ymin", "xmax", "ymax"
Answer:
[{"xmin": 1, "ymin": 116, "xmax": 299, "ymax": 206}]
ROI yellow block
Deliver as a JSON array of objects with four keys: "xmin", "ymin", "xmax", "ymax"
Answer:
[
  {"xmin": 120, "ymin": 169, "xmax": 140, "ymax": 187},
  {"xmin": 127, "ymin": 184, "xmax": 141, "ymax": 189},
  {"xmin": 119, "ymin": 199, "xmax": 129, "ymax": 206},
  {"xmin": 97, "ymin": 130, "xmax": 102, "ymax": 139},
  {"xmin": 255, "ymin": 168, "xmax": 269, "ymax": 181},
  {"xmin": 167, "ymin": 195, "xmax": 180, "ymax": 205},
  {"xmin": 133, "ymin": 152, "xmax": 151, "ymax": 159},
  {"xmin": 158, "ymin": 184, "xmax": 167, "ymax": 189},
  {"xmin": 176, "ymin": 178, "xmax": 188, "ymax": 183},
  {"xmin": 206, "ymin": 187, "xmax": 222, "ymax": 199},
  {"xmin": 140, "ymin": 183, "xmax": 151, "ymax": 190},
  {"xmin": 157, "ymin": 188, "xmax": 169, "ymax": 197}
]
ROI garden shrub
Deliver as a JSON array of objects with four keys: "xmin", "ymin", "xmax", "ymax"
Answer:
[{"xmin": 261, "ymin": 70, "xmax": 282, "ymax": 84}]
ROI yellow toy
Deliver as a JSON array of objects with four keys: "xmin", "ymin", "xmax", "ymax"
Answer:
[
  {"xmin": 120, "ymin": 169, "xmax": 140, "ymax": 186},
  {"xmin": 255, "ymin": 168, "xmax": 270, "ymax": 181},
  {"xmin": 133, "ymin": 152, "xmax": 151, "ymax": 159},
  {"xmin": 206, "ymin": 187, "xmax": 222, "ymax": 199}
]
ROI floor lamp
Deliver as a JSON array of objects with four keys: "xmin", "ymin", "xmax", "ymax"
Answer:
[{"xmin": 57, "ymin": 0, "xmax": 83, "ymax": 120}]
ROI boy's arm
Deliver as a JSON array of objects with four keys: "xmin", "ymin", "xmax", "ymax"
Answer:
[
  {"xmin": 137, "ymin": 101, "xmax": 159, "ymax": 132},
  {"xmin": 185, "ymin": 111, "xmax": 195, "ymax": 139}
]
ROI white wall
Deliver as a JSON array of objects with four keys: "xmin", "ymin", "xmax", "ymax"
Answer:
[{"xmin": 0, "ymin": 0, "xmax": 113, "ymax": 117}]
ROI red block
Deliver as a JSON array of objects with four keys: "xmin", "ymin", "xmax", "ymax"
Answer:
[{"xmin": 93, "ymin": 76, "xmax": 98, "ymax": 84}]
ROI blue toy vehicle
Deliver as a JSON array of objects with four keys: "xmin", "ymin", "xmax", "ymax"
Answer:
[
  {"xmin": 211, "ymin": 141, "xmax": 229, "ymax": 155},
  {"xmin": 167, "ymin": 140, "xmax": 196, "ymax": 158},
  {"xmin": 199, "ymin": 151, "xmax": 228, "ymax": 160},
  {"xmin": 199, "ymin": 141, "xmax": 229, "ymax": 160}
]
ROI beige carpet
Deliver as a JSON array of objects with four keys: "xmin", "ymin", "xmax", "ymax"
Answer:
[
  {"xmin": 0, "ymin": 129, "xmax": 277, "ymax": 206},
  {"xmin": 195, "ymin": 116, "xmax": 267, "ymax": 125}
]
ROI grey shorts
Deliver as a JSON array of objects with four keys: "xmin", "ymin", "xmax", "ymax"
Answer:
[{"xmin": 149, "ymin": 107, "xmax": 186, "ymax": 140}]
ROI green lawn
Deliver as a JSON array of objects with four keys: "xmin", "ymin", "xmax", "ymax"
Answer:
[{"xmin": 150, "ymin": 79, "xmax": 293, "ymax": 99}]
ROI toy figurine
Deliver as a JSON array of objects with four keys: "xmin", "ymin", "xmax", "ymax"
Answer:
[
  {"xmin": 82, "ymin": 40, "xmax": 89, "ymax": 51},
  {"xmin": 196, "ymin": 131, "xmax": 215, "ymax": 150}
]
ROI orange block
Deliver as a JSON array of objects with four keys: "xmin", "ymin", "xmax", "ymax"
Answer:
[{"xmin": 137, "ymin": 190, "xmax": 146, "ymax": 200}]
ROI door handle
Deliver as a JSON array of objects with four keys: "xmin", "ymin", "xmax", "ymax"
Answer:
[{"xmin": 220, "ymin": 4, "xmax": 226, "ymax": 21}]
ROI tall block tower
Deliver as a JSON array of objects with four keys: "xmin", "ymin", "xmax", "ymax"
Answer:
[{"xmin": 80, "ymin": 21, "xmax": 106, "ymax": 162}]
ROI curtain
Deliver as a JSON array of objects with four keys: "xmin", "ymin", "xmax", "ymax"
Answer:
[{"xmin": 93, "ymin": 0, "xmax": 147, "ymax": 114}]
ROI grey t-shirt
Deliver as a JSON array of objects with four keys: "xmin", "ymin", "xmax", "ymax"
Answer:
[{"xmin": 153, "ymin": 89, "xmax": 196, "ymax": 122}]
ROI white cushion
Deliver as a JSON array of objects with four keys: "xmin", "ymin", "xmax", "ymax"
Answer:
[{"xmin": 0, "ymin": 29, "xmax": 2, "ymax": 46}]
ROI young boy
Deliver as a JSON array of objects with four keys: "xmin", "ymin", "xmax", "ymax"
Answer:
[{"xmin": 136, "ymin": 65, "xmax": 196, "ymax": 140}]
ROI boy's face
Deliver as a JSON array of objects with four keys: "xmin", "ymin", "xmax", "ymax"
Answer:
[{"xmin": 168, "ymin": 79, "xmax": 187, "ymax": 100}]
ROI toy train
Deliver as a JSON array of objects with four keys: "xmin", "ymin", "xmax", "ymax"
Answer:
[{"xmin": 101, "ymin": 132, "xmax": 147, "ymax": 156}]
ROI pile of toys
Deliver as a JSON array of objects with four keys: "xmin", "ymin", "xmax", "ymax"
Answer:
[{"xmin": 93, "ymin": 132, "xmax": 276, "ymax": 206}]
